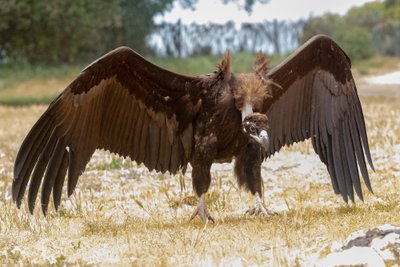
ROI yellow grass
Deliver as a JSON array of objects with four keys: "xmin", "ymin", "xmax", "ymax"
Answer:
[
  {"xmin": 0, "ymin": 85, "xmax": 399, "ymax": 266},
  {"xmin": 0, "ymin": 78, "xmax": 71, "ymax": 100}
]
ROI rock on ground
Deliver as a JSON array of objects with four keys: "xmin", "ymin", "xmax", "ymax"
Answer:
[{"xmin": 317, "ymin": 224, "xmax": 400, "ymax": 267}]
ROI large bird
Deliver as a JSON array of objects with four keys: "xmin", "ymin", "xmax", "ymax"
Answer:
[{"xmin": 12, "ymin": 35, "xmax": 374, "ymax": 222}]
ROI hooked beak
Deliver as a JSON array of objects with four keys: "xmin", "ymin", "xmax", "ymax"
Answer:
[{"xmin": 250, "ymin": 130, "xmax": 269, "ymax": 150}]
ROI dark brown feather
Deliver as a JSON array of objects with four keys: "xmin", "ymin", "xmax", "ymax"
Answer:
[
  {"xmin": 264, "ymin": 34, "xmax": 374, "ymax": 201},
  {"xmin": 13, "ymin": 35, "xmax": 374, "ymax": 216},
  {"xmin": 52, "ymin": 149, "xmax": 69, "ymax": 211},
  {"xmin": 41, "ymin": 138, "xmax": 66, "ymax": 214},
  {"xmin": 13, "ymin": 47, "xmax": 201, "ymax": 213}
]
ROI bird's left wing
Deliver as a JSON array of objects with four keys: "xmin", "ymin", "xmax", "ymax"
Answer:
[{"xmin": 263, "ymin": 35, "xmax": 374, "ymax": 202}]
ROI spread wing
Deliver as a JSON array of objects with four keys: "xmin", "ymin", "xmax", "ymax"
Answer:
[
  {"xmin": 12, "ymin": 47, "xmax": 202, "ymax": 214},
  {"xmin": 263, "ymin": 35, "xmax": 374, "ymax": 202}
]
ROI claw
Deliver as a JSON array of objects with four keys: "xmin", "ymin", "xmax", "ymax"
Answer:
[
  {"xmin": 245, "ymin": 193, "xmax": 277, "ymax": 217},
  {"xmin": 245, "ymin": 204, "xmax": 277, "ymax": 217},
  {"xmin": 190, "ymin": 194, "xmax": 215, "ymax": 223}
]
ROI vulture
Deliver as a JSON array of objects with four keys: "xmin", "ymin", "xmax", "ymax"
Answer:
[{"xmin": 12, "ymin": 34, "xmax": 374, "ymax": 222}]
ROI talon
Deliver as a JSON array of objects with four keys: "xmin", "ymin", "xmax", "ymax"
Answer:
[
  {"xmin": 245, "ymin": 205, "xmax": 277, "ymax": 217},
  {"xmin": 246, "ymin": 193, "xmax": 277, "ymax": 217},
  {"xmin": 190, "ymin": 194, "xmax": 215, "ymax": 223}
]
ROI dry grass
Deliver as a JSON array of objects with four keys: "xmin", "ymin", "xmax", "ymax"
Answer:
[
  {"xmin": 0, "ymin": 83, "xmax": 399, "ymax": 266},
  {"xmin": 0, "ymin": 77, "xmax": 74, "ymax": 106}
]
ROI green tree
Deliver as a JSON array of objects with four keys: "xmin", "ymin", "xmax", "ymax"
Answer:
[
  {"xmin": 0, "ymin": 0, "xmax": 270, "ymax": 64},
  {"xmin": 384, "ymin": 0, "xmax": 400, "ymax": 20},
  {"xmin": 300, "ymin": 14, "xmax": 343, "ymax": 44},
  {"xmin": 333, "ymin": 27, "xmax": 374, "ymax": 60},
  {"xmin": 117, "ymin": 0, "xmax": 176, "ymax": 54},
  {"xmin": 299, "ymin": 0, "xmax": 400, "ymax": 59},
  {"xmin": 345, "ymin": 2, "xmax": 384, "ymax": 28},
  {"xmin": 373, "ymin": 22, "xmax": 400, "ymax": 56},
  {"xmin": 0, "ymin": 0, "xmax": 120, "ymax": 64}
]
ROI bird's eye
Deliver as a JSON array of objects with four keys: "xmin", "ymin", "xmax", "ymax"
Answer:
[{"xmin": 249, "ymin": 125, "xmax": 256, "ymax": 133}]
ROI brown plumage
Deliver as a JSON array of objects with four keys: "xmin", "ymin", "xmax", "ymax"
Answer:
[{"xmin": 12, "ymin": 34, "xmax": 374, "ymax": 221}]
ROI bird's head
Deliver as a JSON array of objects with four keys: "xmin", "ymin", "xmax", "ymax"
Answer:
[{"xmin": 242, "ymin": 113, "xmax": 270, "ymax": 151}]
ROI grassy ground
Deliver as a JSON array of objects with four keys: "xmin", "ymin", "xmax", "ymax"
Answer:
[
  {"xmin": 0, "ymin": 53, "xmax": 396, "ymax": 105},
  {"xmin": 0, "ymin": 55, "xmax": 399, "ymax": 265},
  {"xmin": 0, "ymin": 52, "xmax": 286, "ymax": 106}
]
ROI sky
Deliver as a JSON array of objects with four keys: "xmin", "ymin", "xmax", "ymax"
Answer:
[{"xmin": 157, "ymin": 0, "xmax": 377, "ymax": 24}]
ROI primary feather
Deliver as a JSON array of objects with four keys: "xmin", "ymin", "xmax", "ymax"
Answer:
[{"xmin": 264, "ymin": 35, "xmax": 374, "ymax": 202}]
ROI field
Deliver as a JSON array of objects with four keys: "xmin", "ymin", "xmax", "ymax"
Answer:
[{"xmin": 0, "ymin": 56, "xmax": 400, "ymax": 266}]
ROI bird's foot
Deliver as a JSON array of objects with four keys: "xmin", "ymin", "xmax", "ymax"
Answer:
[
  {"xmin": 245, "ymin": 203, "xmax": 277, "ymax": 217},
  {"xmin": 245, "ymin": 192, "xmax": 277, "ymax": 217},
  {"xmin": 190, "ymin": 194, "xmax": 215, "ymax": 223}
]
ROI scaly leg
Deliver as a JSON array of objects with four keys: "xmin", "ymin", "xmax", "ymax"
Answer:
[
  {"xmin": 190, "ymin": 193, "xmax": 214, "ymax": 223},
  {"xmin": 190, "ymin": 159, "xmax": 214, "ymax": 223},
  {"xmin": 235, "ymin": 143, "xmax": 277, "ymax": 217},
  {"xmin": 190, "ymin": 125, "xmax": 217, "ymax": 223},
  {"xmin": 246, "ymin": 192, "xmax": 277, "ymax": 217}
]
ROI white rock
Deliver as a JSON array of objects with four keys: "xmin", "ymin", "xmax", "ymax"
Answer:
[
  {"xmin": 317, "ymin": 246, "xmax": 385, "ymax": 267},
  {"xmin": 318, "ymin": 224, "xmax": 400, "ymax": 266}
]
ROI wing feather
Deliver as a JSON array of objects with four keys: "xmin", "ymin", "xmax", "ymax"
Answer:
[
  {"xmin": 52, "ymin": 149, "xmax": 69, "ymax": 210},
  {"xmin": 138, "ymin": 110, "xmax": 149, "ymax": 165},
  {"xmin": 13, "ymin": 46, "xmax": 201, "ymax": 213},
  {"xmin": 125, "ymin": 103, "xmax": 140, "ymax": 154},
  {"xmin": 265, "ymin": 35, "xmax": 374, "ymax": 201},
  {"xmin": 27, "ymin": 129, "xmax": 58, "ymax": 213},
  {"xmin": 343, "ymin": 119, "xmax": 362, "ymax": 200},
  {"xmin": 148, "ymin": 120, "xmax": 160, "ymax": 171},
  {"xmin": 14, "ymin": 116, "xmax": 54, "ymax": 207},
  {"xmin": 132, "ymin": 106, "xmax": 144, "ymax": 157},
  {"xmin": 41, "ymin": 138, "xmax": 66, "ymax": 214}
]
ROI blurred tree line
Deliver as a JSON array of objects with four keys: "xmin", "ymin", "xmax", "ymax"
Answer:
[
  {"xmin": 0, "ymin": 0, "xmax": 201, "ymax": 64},
  {"xmin": 301, "ymin": 0, "xmax": 400, "ymax": 60},
  {"xmin": 148, "ymin": 0, "xmax": 400, "ymax": 60},
  {"xmin": 149, "ymin": 20, "xmax": 305, "ymax": 57},
  {"xmin": 0, "ymin": 0, "xmax": 398, "ymax": 64}
]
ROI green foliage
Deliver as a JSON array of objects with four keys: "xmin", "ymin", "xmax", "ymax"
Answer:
[
  {"xmin": 0, "ymin": 0, "xmax": 121, "ymax": 64},
  {"xmin": 346, "ymin": 2, "xmax": 384, "ymax": 28},
  {"xmin": 373, "ymin": 21, "xmax": 400, "ymax": 56},
  {"xmin": 0, "ymin": 0, "xmax": 199, "ymax": 64},
  {"xmin": 117, "ymin": 0, "xmax": 176, "ymax": 54},
  {"xmin": 385, "ymin": 0, "xmax": 400, "ymax": 20},
  {"xmin": 333, "ymin": 27, "xmax": 374, "ymax": 60},
  {"xmin": 0, "ymin": 0, "xmax": 267, "ymax": 65},
  {"xmin": 300, "ymin": 14, "xmax": 343, "ymax": 44},
  {"xmin": 300, "ymin": 0, "xmax": 400, "ymax": 60},
  {"xmin": 0, "ymin": 0, "xmax": 271, "ymax": 65}
]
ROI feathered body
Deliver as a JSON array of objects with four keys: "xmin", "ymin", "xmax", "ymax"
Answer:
[{"xmin": 12, "ymin": 35, "xmax": 374, "ymax": 221}]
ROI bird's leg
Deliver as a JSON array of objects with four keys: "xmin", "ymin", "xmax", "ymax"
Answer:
[
  {"xmin": 190, "ymin": 152, "xmax": 215, "ymax": 223},
  {"xmin": 246, "ymin": 192, "xmax": 277, "ymax": 217},
  {"xmin": 235, "ymin": 142, "xmax": 277, "ymax": 217},
  {"xmin": 190, "ymin": 125, "xmax": 217, "ymax": 223},
  {"xmin": 190, "ymin": 193, "xmax": 214, "ymax": 223}
]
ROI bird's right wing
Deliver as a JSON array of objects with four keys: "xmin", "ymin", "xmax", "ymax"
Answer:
[{"xmin": 13, "ymin": 47, "xmax": 202, "ymax": 214}]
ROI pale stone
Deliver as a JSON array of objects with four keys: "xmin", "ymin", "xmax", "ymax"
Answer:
[
  {"xmin": 317, "ymin": 246, "xmax": 385, "ymax": 267},
  {"xmin": 317, "ymin": 224, "xmax": 400, "ymax": 266}
]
